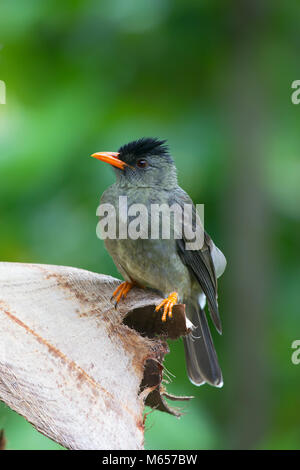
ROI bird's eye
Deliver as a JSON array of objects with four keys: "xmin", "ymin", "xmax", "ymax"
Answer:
[{"xmin": 136, "ymin": 159, "xmax": 148, "ymax": 168}]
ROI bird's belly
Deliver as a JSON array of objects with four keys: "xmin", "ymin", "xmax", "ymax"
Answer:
[{"xmin": 105, "ymin": 237, "xmax": 191, "ymax": 299}]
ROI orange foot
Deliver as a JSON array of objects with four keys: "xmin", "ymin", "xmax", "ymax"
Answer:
[
  {"xmin": 111, "ymin": 281, "xmax": 134, "ymax": 306},
  {"xmin": 155, "ymin": 292, "xmax": 178, "ymax": 322}
]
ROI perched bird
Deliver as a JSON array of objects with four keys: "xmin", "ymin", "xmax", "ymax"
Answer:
[{"xmin": 92, "ymin": 138, "xmax": 226, "ymax": 387}]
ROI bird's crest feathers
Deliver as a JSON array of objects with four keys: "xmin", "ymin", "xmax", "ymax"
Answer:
[{"xmin": 118, "ymin": 137, "xmax": 171, "ymax": 160}]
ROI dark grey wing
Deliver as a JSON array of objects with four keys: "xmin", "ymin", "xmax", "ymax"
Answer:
[
  {"xmin": 177, "ymin": 234, "xmax": 222, "ymax": 333},
  {"xmin": 172, "ymin": 189, "xmax": 223, "ymax": 333}
]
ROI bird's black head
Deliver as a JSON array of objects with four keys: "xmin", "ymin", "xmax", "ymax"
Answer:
[
  {"xmin": 118, "ymin": 137, "xmax": 172, "ymax": 165},
  {"xmin": 92, "ymin": 137, "xmax": 177, "ymax": 188}
]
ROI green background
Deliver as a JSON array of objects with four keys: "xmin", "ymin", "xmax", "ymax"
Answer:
[{"xmin": 0, "ymin": 0, "xmax": 299, "ymax": 450}]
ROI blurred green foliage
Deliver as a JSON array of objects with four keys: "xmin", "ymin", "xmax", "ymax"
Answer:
[{"xmin": 0, "ymin": 0, "xmax": 300, "ymax": 450}]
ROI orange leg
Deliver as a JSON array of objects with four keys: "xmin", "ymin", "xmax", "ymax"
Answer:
[
  {"xmin": 155, "ymin": 292, "xmax": 178, "ymax": 322},
  {"xmin": 111, "ymin": 281, "xmax": 134, "ymax": 306}
]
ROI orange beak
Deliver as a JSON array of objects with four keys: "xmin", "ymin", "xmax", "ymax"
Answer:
[{"xmin": 91, "ymin": 151, "xmax": 126, "ymax": 170}]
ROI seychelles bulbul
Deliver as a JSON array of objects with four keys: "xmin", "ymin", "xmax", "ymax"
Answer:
[{"xmin": 92, "ymin": 138, "xmax": 226, "ymax": 387}]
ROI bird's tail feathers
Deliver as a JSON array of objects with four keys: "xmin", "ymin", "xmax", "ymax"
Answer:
[{"xmin": 183, "ymin": 299, "xmax": 223, "ymax": 387}]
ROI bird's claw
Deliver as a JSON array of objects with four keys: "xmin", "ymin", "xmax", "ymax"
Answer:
[
  {"xmin": 155, "ymin": 292, "xmax": 178, "ymax": 322},
  {"xmin": 111, "ymin": 281, "xmax": 134, "ymax": 306}
]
